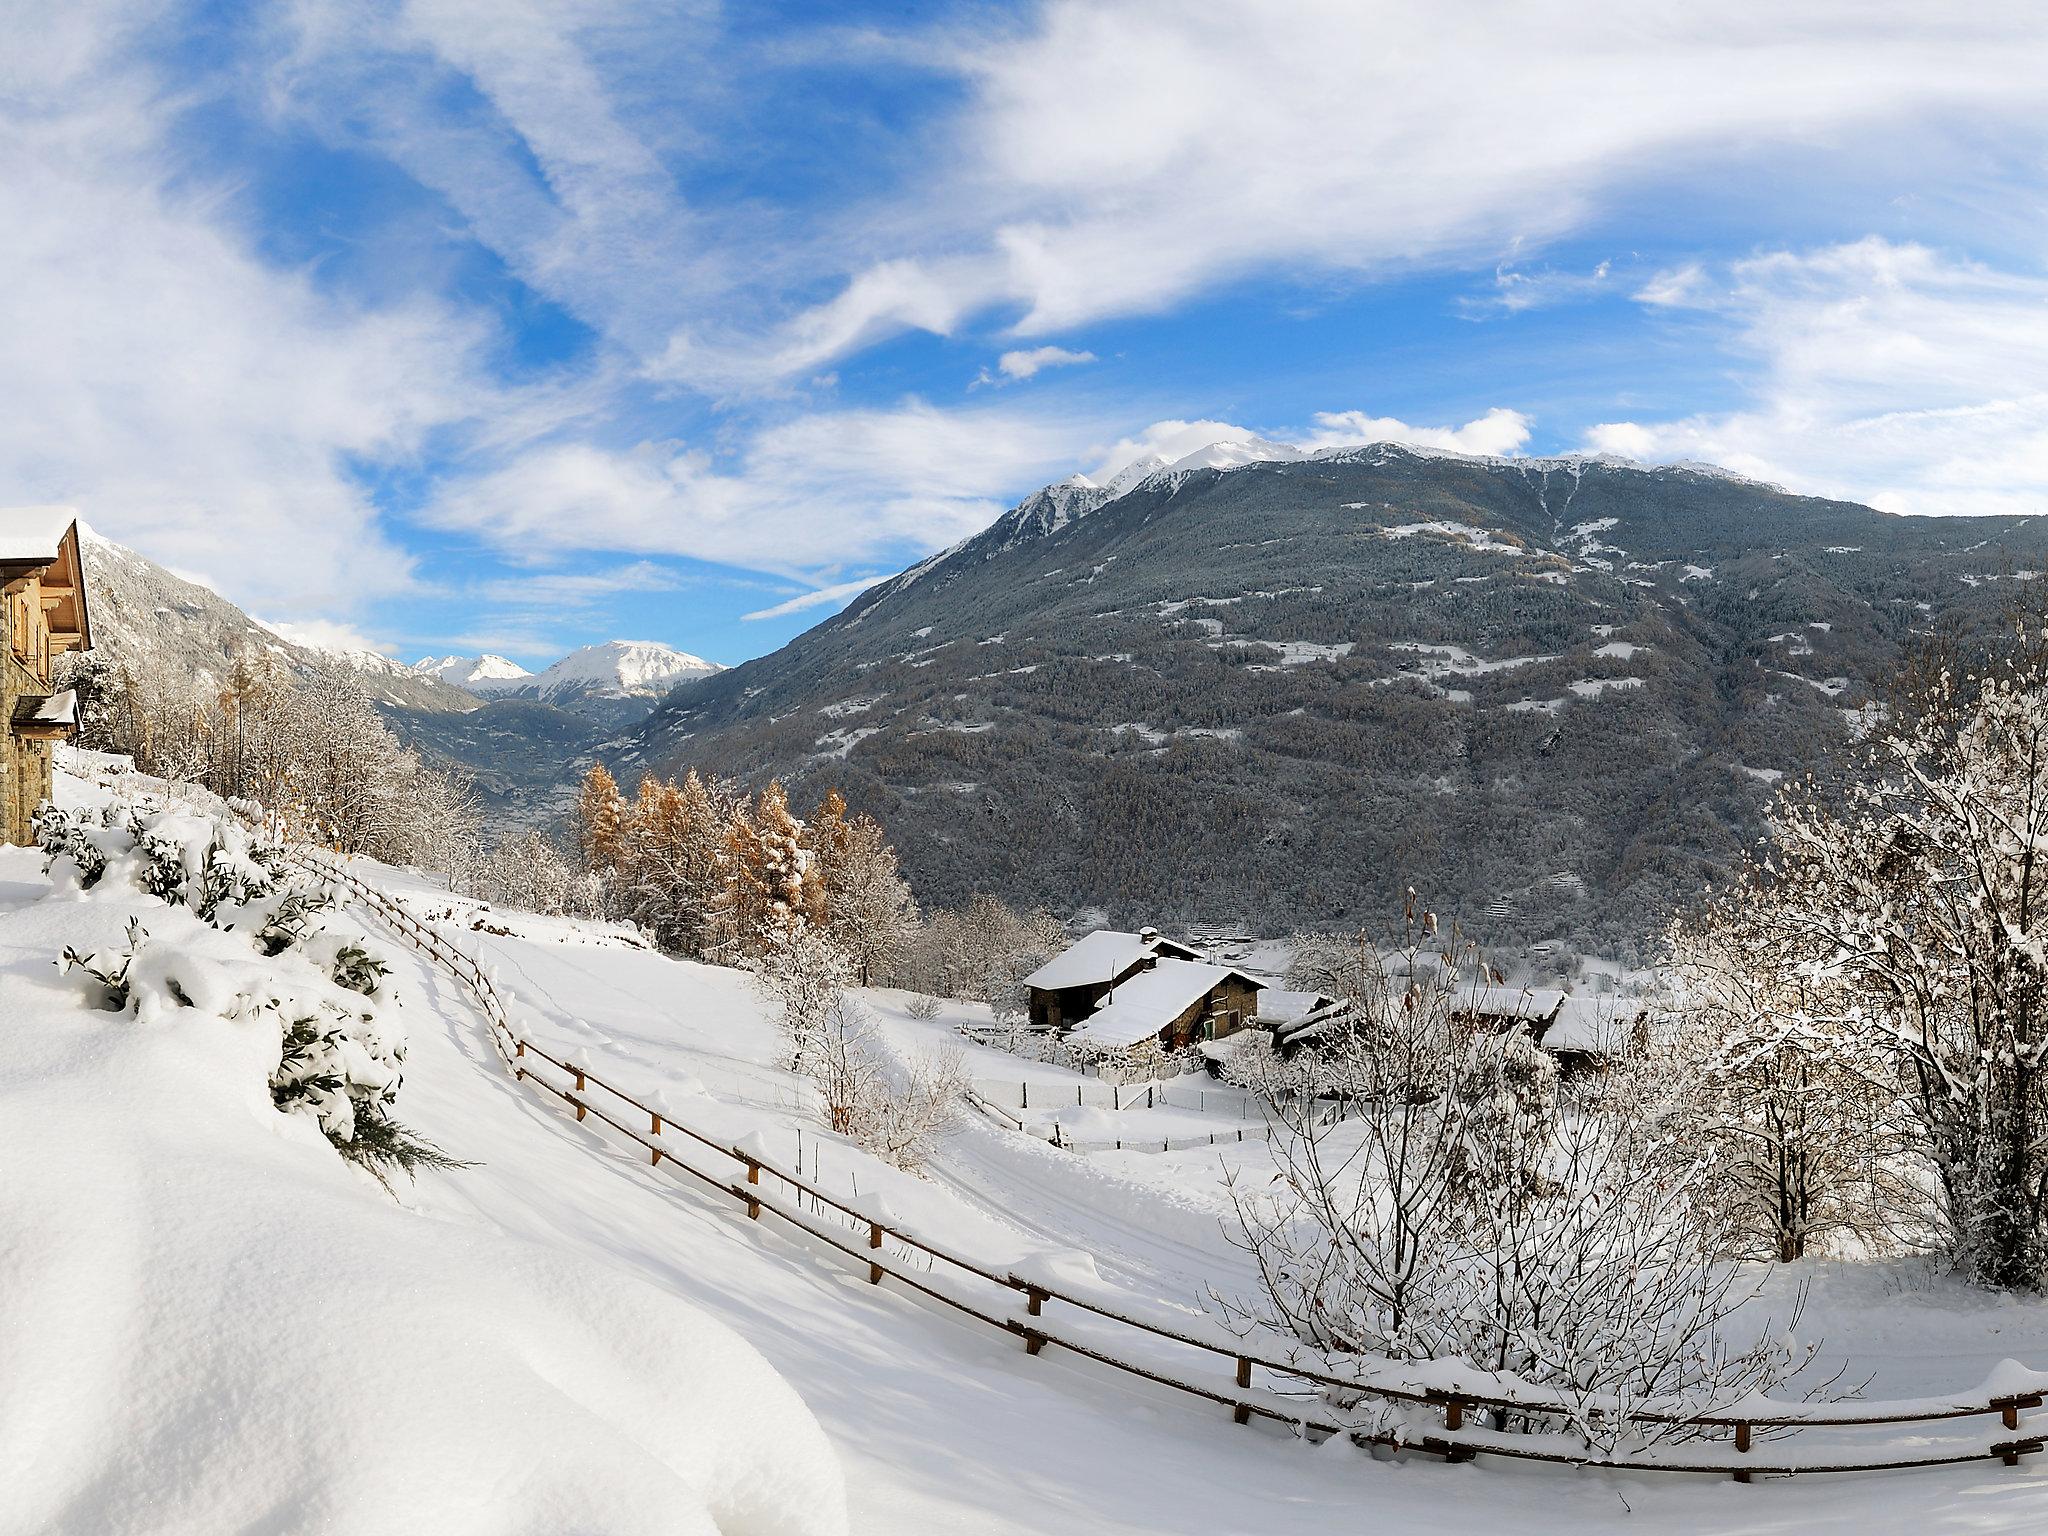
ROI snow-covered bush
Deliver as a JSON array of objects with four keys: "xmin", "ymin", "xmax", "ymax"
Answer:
[
  {"xmin": 754, "ymin": 924, "xmax": 856, "ymax": 1072},
  {"xmin": 471, "ymin": 830, "xmax": 601, "ymax": 918},
  {"xmin": 1225, "ymin": 906, "xmax": 1813, "ymax": 1448},
  {"xmin": 889, "ymin": 894, "xmax": 1065, "ymax": 1016},
  {"xmin": 47, "ymin": 802, "xmax": 457, "ymax": 1188},
  {"xmin": 807, "ymin": 998, "xmax": 965, "ymax": 1172},
  {"xmin": 33, "ymin": 801, "xmax": 113, "ymax": 888}
]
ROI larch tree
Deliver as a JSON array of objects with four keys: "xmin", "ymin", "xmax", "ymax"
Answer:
[{"xmin": 575, "ymin": 764, "xmax": 628, "ymax": 892}]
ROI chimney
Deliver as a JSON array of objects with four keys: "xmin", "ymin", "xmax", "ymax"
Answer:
[{"xmin": 1139, "ymin": 926, "xmax": 1160, "ymax": 947}]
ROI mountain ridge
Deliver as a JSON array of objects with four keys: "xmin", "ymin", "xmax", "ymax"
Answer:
[{"xmin": 623, "ymin": 445, "xmax": 2048, "ymax": 950}]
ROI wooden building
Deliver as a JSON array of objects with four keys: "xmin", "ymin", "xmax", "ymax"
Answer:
[
  {"xmin": 1063, "ymin": 957, "xmax": 1267, "ymax": 1055},
  {"xmin": 2, "ymin": 509, "xmax": 92, "ymax": 846},
  {"xmin": 1023, "ymin": 927, "xmax": 1203, "ymax": 1033},
  {"xmin": 1022, "ymin": 924, "xmax": 1267, "ymax": 1057}
]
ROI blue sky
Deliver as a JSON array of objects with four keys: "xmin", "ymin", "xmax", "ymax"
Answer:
[{"xmin": 5, "ymin": 2, "xmax": 2048, "ymax": 669}]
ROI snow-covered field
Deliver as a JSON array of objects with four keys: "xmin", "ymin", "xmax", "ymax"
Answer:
[{"xmin": 4, "ymin": 762, "xmax": 2048, "ymax": 1533}]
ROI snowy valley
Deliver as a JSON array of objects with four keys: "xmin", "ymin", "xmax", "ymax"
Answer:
[{"xmin": 5, "ymin": 751, "xmax": 2047, "ymax": 1534}]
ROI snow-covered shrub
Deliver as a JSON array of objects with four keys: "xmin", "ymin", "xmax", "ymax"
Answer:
[
  {"xmin": 59, "ymin": 917, "xmax": 152, "ymax": 1011},
  {"xmin": 48, "ymin": 801, "xmax": 456, "ymax": 1188},
  {"xmin": 807, "ymin": 998, "xmax": 964, "ymax": 1172},
  {"xmin": 753, "ymin": 924, "xmax": 855, "ymax": 1072},
  {"xmin": 903, "ymin": 992, "xmax": 943, "ymax": 1021},
  {"xmin": 34, "ymin": 802, "xmax": 113, "ymax": 888},
  {"xmin": 472, "ymin": 830, "xmax": 599, "ymax": 918},
  {"xmin": 889, "ymin": 894, "xmax": 1064, "ymax": 1015}
]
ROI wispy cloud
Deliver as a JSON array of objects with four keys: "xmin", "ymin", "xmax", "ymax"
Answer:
[
  {"xmin": 973, "ymin": 345, "xmax": 1098, "ymax": 387},
  {"xmin": 742, "ymin": 575, "xmax": 890, "ymax": 621},
  {"xmin": 0, "ymin": 17, "xmax": 499, "ymax": 615},
  {"xmin": 1459, "ymin": 260, "xmax": 1614, "ymax": 318},
  {"xmin": 1584, "ymin": 238, "xmax": 2048, "ymax": 516}
]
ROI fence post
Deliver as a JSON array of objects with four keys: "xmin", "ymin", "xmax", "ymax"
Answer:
[
  {"xmin": 1234, "ymin": 1357, "xmax": 1252, "ymax": 1425},
  {"xmin": 650, "ymin": 1146, "xmax": 661, "ymax": 1166},
  {"xmin": 651, "ymin": 1111, "xmax": 663, "ymax": 1135},
  {"xmin": 515, "ymin": 1041, "xmax": 524, "ymax": 1058},
  {"xmin": 1733, "ymin": 1421, "xmax": 1751, "ymax": 1482},
  {"xmin": 868, "ymin": 1223, "xmax": 884, "ymax": 1284},
  {"xmin": 573, "ymin": 1097, "xmax": 586, "ymax": 1123}
]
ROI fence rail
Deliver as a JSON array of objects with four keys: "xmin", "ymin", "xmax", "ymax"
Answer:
[{"xmin": 288, "ymin": 846, "xmax": 2048, "ymax": 1483}]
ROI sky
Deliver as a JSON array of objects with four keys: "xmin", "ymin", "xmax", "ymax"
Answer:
[{"xmin": 4, "ymin": 2, "xmax": 2048, "ymax": 669}]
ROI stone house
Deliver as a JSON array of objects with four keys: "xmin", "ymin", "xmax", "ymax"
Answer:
[
  {"xmin": 2, "ymin": 509, "xmax": 92, "ymax": 845},
  {"xmin": 1025, "ymin": 927, "xmax": 1267, "ymax": 1055},
  {"xmin": 1022, "ymin": 926, "xmax": 1204, "ymax": 1033}
]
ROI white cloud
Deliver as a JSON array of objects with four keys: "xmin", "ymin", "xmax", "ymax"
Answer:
[
  {"xmin": 1585, "ymin": 239, "xmax": 2048, "ymax": 516},
  {"xmin": 741, "ymin": 576, "xmax": 889, "ymax": 622},
  {"xmin": 1300, "ymin": 408, "xmax": 1532, "ymax": 458},
  {"xmin": 997, "ymin": 345, "xmax": 1097, "ymax": 380},
  {"xmin": 1460, "ymin": 260, "xmax": 1614, "ymax": 317},
  {"xmin": 429, "ymin": 397, "xmax": 1095, "ymax": 573},
  {"xmin": 739, "ymin": 2, "xmax": 2048, "ymax": 372},
  {"xmin": 1084, "ymin": 418, "xmax": 1268, "ymax": 481},
  {"xmin": 268, "ymin": 2, "xmax": 2048, "ymax": 393},
  {"xmin": 0, "ymin": 15, "xmax": 500, "ymax": 616},
  {"xmin": 259, "ymin": 617, "xmax": 393, "ymax": 658}
]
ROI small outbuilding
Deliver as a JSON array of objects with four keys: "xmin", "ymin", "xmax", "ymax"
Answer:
[{"xmin": 2, "ymin": 508, "xmax": 92, "ymax": 845}]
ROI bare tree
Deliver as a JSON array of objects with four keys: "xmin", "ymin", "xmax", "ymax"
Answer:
[
  {"xmin": 1668, "ymin": 896, "xmax": 1929, "ymax": 1262},
  {"xmin": 1225, "ymin": 906, "xmax": 1812, "ymax": 1449},
  {"xmin": 1726, "ymin": 612, "xmax": 2048, "ymax": 1289}
]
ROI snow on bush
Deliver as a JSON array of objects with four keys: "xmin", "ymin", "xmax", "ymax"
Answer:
[
  {"xmin": 753, "ymin": 926, "xmax": 965, "ymax": 1170},
  {"xmin": 38, "ymin": 801, "xmax": 456, "ymax": 1186},
  {"xmin": 1225, "ymin": 911, "xmax": 1816, "ymax": 1449}
]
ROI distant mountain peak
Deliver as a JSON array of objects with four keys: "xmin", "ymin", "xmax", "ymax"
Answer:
[
  {"xmin": 416, "ymin": 639, "xmax": 721, "ymax": 706},
  {"xmin": 413, "ymin": 654, "xmax": 532, "ymax": 691}
]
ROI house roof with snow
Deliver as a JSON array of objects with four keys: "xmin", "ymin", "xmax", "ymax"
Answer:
[
  {"xmin": 1066, "ymin": 959, "xmax": 1265, "ymax": 1050},
  {"xmin": 11, "ymin": 689, "xmax": 77, "ymax": 735},
  {"xmin": 0, "ymin": 506, "xmax": 81, "ymax": 567},
  {"xmin": 0, "ymin": 507, "xmax": 92, "ymax": 652},
  {"xmin": 1538, "ymin": 996, "xmax": 1642, "ymax": 1056},
  {"xmin": 1022, "ymin": 928, "xmax": 1202, "ymax": 991},
  {"xmin": 1253, "ymin": 988, "xmax": 1337, "ymax": 1024}
]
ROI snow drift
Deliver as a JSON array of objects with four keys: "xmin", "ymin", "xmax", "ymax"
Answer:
[{"xmin": 0, "ymin": 797, "xmax": 847, "ymax": 1536}]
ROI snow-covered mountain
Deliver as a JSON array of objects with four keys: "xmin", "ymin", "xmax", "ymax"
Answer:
[
  {"xmin": 634, "ymin": 444, "xmax": 2048, "ymax": 945},
  {"xmin": 70, "ymin": 530, "xmax": 477, "ymax": 714},
  {"xmin": 529, "ymin": 640, "xmax": 721, "ymax": 701},
  {"xmin": 420, "ymin": 640, "xmax": 719, "ymax": 708},
  {"xmin": 414, "ymin": 653, "xmax": 533, "ymax": 692}
]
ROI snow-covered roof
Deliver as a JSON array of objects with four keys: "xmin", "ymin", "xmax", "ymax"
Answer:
[
  {"xmin": 10, "ymin": 690, "xmax": 77, "ymax": 730},
  {"xmin": 1541, "ymin": 996, "xmax": 1642, "ymax": 1056},
  {"xmin": 0, "ymin": 505, "xmax": 80, "ymax": 566},
  {"xmin": 1254, "ymin": 989, "xmax": 1336, "ymax": 1024},
  {"xmin": 1066, "ymin": 960, "xmax": 1263, "ymax": 1050},
  {"xmin": 1022, "ymin": 929, "xmax": 1200, "ymax": 991},
  {"xmin": 1457, "ymin": 984, "xmax": 1566, "ymax": 1022}
]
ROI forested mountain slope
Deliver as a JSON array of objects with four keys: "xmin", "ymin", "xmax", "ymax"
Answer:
[
  {"xmin": 626, "ymin": 447, "xmax": 2048, "ymax": 950},
  {"xmin": 74, "ymin": 532, "xmax": 479, "ymax": 714}
]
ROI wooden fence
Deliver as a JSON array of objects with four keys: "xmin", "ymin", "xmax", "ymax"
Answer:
[{"xmin": 289, "ymin": 847, "xmax": 2048, "ymax": 1484}]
